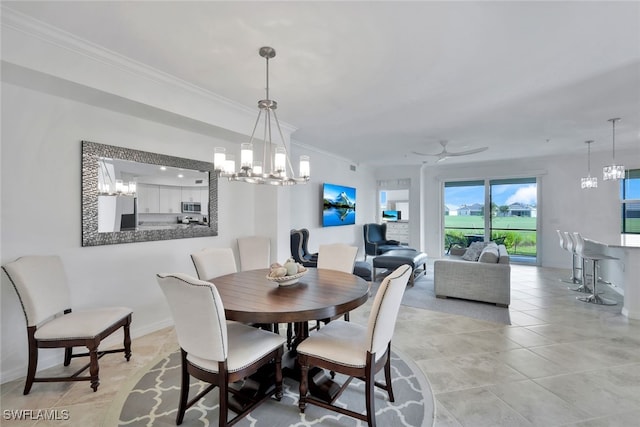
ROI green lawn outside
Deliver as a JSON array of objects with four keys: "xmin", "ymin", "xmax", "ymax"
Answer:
[{"xmin": 444, "ymin": 215, "xmax": 537, "ymax": 256}]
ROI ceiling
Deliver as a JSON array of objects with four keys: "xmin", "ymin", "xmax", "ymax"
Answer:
[{"xmin": 4, "ymin": 1, "xmax": 640, "ymax": 167}]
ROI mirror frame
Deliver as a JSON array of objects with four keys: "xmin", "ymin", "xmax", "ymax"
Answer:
[{"xmin": 82, "ymin": 140, "xmax": 218, "ymax": 246}]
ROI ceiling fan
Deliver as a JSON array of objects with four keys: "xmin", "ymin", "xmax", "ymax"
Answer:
[{"xmin": 412, "ymin": 140, "xmax": 488, "ymax": 162}]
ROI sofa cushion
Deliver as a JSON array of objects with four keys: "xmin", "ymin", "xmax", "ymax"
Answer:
[
  {"xmin": 478, "ymin": 244, "xmax": 500, "ymax": 263},
  {"xmin": 461, "ymin": 241, "xmax": 485, "ymax": 261}
]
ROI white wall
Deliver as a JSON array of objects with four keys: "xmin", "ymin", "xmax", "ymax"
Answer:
[
  {"xmin": 375, "ymin": 150, "xmax": 638, "ymax": 270},
  {"xmin": 288, "ymin": 145, "xmax": 377, "ymax": 259},
  {"xmin": 0, "ymin": 82, "xmax": 374, "ymax": 382}
]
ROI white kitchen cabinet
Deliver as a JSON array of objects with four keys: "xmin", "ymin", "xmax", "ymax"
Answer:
[
  {"xmin": 181, "ymin": 187, "xmax": 201, "ymax": 203},
  {"xmin": 386, "ymin": 221, "xmax": 410, "ymax": 245},
  {"xmin": 137, "ymin": 184, "xmax": 160, "ymax": 213},
  {"xmin": 159, "ymin": 186, "xmax": 182, "ymax": 214}
]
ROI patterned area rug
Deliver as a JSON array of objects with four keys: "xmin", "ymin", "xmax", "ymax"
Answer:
[{"xmin": 105, "ymin": 348, "xmax": 434, "ymax": 426}]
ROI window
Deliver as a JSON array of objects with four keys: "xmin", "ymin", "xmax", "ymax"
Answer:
[
  {"xmin": 444, "ymin": 180, "xmax": 485, "ymax": 251},
  {"xmin": 490, "ymin": 178, "xmax": 537, "ymax": 259},
  {"xmin": 621, "ymin": 169, "xmax": 640, "ymax": 234},
  {"xmin": 444, "ymin": 177, "xmax": 538, "ymax": 262}
]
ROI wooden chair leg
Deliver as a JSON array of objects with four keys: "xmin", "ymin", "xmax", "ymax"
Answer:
[
  {"xmin": 176, "ymin": 350, "xmax": 189, "ymax": 425},
  {"xmin": 298, "ymin": 355, "xmax": 309, "ymax": 413},
  {"xmin": 384, "ymin": 352, "xmax": 395, "ymax": 402},
  {"xmin": 365, "ymin": 361, "xmax": 376, "ymax": 427},
  {"xmin": 218, "ymin": 375, "xmax": 228, "ymax": 427},
  {"xmin": 123, "ymin": 320, "xmax": 132, "ymax": 361},
  {"xmin": 275, "ymin": 349, "xmax": 283, "ymax": 400},
  {"xmin": 64, "ymin": 347, "xmax": 73, "ymax": 366},
  {"xmin": 24, "ymin": 331, "xmax": 38, "ymax": 395},
  {"xmin": 88, "ymin": 341, "xmax": 100, "ymax": 392}
]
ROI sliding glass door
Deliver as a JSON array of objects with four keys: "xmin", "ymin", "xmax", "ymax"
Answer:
[
  {"xmin": 490, "ymin": 178, "xmax": 537, "ymax": 260},
  {"xmin": 443, "ymin": 181, "xmax": 485, "ymax": 252},
  {"xmin": 444, "ymin": 177, "xmax": 538, "ymax": 262}
]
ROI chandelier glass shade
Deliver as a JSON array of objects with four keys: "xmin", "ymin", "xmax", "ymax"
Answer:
[
  {"xmin": 602, "ymin": 118, "xmax": 624, "ymax": 181},
  {"xmin": 581, "ymin": 140, "xmax": 597, "ymax": 189},
  {"xmin": 214, "ymin": 47, "xmax": 310, "ymax": 186}
]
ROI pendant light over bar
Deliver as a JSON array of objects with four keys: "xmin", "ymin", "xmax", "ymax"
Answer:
[
  {"xmin": 581, "ymin": 140, "xmax": 597, "ymax": 189},
  {"xmin": 214, "ymin": 47, "xmax": 310, "ymax": 185},
  {"xmin": 603, "ymin": 118, "xmax": 624, "ymax": 181}
]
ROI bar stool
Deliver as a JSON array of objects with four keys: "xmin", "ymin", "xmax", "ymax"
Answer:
[
  {"xmin": 565, "ymin": 231, "xmax": 587, "ymax": 291},
  {"xmin": 573, "ymin": 233, "xmax": 619, "ymax": 306},
  {"xmin": 557, "ymin": 230, "xmax": 578, "ymax": 284}
]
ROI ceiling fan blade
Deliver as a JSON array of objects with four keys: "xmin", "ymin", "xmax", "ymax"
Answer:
[
  {"xmin": 411, "ymin": 150, "xmax": 441, "ymax": 157},
  {"xmin": 446, "ymin": 146, "xmax": 488, "ymax": 157}
]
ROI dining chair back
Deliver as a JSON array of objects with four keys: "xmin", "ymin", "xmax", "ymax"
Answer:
[
  {"xmin": 190, "ymin": 247, "xmax": 237, "ymax": 280},
  {"xmin": 2, "ymin": 255, "xmax": 132, "ymax": 394},
  {"xmin": 317, "ymin": 243, "xmax": 358, "ymax": 274},
  {"xmin": 237, "ymin": 236, "xmax": 271, "ymax": 271},
  {"xmin": 156, "ymin": 273, "xmax": 285, "ymax": 426},
  {"xmin": 297, "ymin": 264, "xmax": 412, "ymax": 427}
]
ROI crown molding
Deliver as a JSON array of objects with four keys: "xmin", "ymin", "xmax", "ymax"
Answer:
[{"xmin": 0, "ymin": 6, "xmax": 298, "ymax": 135}]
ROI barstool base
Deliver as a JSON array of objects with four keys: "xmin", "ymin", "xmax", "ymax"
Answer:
[
  {"xmin": 569, "ymin": 284, "xmax": 592, "ymax": 293},
  {"xmin": 577, "ymin": 294, "xmax": 617, "ymax": 306}
]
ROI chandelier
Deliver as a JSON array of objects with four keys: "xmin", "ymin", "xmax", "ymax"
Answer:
[
  {"xmin": 602, "ymin": 117, "xmax": 624, "ymax": 181},
  {"xmin": 214, "ymin": 47, "xmax": 310, "ymax": 186},
  {"xmin": 581, "ymin": 140, "xmax": 597, "ymax": 189}
]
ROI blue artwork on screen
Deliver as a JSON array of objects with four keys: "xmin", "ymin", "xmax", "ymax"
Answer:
[
  {"xmin": 322, "ymin": 183, "xmax": 356, "ymax": 227},
  {"xmin": 382, "ymin": 210, "xmax": 401, "ymax": 221}
]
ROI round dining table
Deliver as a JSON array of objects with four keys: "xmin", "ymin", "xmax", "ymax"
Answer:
[
  {"xmin": 210, "ymin": 267, "xmax": 370, "ymax": 326},
  {"xmin": 210, "ymin": 267, "xmax": 370, "ymax": 403}
]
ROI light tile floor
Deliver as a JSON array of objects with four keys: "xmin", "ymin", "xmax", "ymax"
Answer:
[{"xmin": 1, "ymin": 264, "xmax": 639, "ymax": 426}]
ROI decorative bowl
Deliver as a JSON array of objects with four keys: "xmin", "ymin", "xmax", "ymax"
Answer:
[{"xmin": 266, "ymin": 268, "xmax": 307, "ymax": 287}]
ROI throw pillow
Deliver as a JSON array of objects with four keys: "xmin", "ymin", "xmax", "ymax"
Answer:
[
  {"xmin": 478, "ymin": 245, "xmax": 500, "ymax": 263},
  {"xmin": 462, "ymin": 241, "xmax": 485, "ymax": 261}
]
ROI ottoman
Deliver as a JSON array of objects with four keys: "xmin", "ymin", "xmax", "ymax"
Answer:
[{"xmin": 372, "ymin": 249, "xmax": 428, "ymax": 286}]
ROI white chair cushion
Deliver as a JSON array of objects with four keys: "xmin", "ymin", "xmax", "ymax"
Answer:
[
  {"xmin": 187, "ymin": 321, "xmax": 285, "ymax": 373},
  {"xmin": 297, "ymin": 320, "xmax": 375, "ymax": 368},
  {"xmin": 34, "ymin": 307, "xmax": 132, "ymax": 340}
]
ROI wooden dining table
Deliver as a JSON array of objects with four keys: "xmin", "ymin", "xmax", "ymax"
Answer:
[
  {"xmin": 210, "ymin": 267, "xmax": 369, "ymax": 329},
  {"xmin": 210, "ymin": 267, "xmax": 370, "ymax": 402}
]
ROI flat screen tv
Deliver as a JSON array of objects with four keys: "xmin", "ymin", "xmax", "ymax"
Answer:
[
  {"xmin": 322, "ymin": 183, "xmax": 356, "ymax": 227},
  {"xmin": 382, "ymin": 210, "xmax": 401, "ymax": 221}
]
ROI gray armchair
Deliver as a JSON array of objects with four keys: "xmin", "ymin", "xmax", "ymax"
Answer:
[{"xmin": 290, "ymin": 229, "xmax": 318, "ymax": 267}]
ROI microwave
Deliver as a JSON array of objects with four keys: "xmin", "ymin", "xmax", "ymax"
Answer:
[{"xmin": 181, "ymin": 202, "xmax": 201, "ymax": 213}]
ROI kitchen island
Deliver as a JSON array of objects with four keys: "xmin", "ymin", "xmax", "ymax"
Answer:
[{"xmin": 597, "ymin": 236, "xmax": 640, "ymax": 320}]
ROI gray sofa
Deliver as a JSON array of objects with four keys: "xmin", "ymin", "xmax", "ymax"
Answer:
[{"xmin": 434, "ymin": 243, "xmax": 511, "ymax": 307}]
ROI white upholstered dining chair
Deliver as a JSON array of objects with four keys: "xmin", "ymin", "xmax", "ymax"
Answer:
[
  {"xmin": 317, "ymin": 243, "xmax": 361, "ymax": 321},
  {"xmin": 317, "ymin": 243, "xmax": 359, "ymax": 274},
  {"xmin": 156, "ymin": 273, "xmax": 285, "ymax": 426},
  {"xmin": 297, "ymin": 264, "xmax": 412, "ymax": 427},
  {"xmin": 1, "ymin": 255, "xmax": 132, "ymax": 394},
  {"xmin": 237, "ymin": 236, "xmax": 271, "ymax": 271},
  {"xmin": 190, "ymin": 247, "xmax": 237, "ymax": 280}
]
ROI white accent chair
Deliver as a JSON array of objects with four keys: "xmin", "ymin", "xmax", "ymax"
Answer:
[
  {"xmin": 190, "ymin": 247, "xmax": 237, "ymax": 280},
  {"xmin": 297, "ymin": 264, "xmax": 412, "ymax": 427},
  {"xmin": 156, "ymin": 273, "xmax": 285, "ymax": 426},
  {"xmin": 237, "ymin": 236, "xmax": 271, "ymax": 271},
  {"xmin": 2, "ymin": 255, "xmax": 132, "ymax": 394}
]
